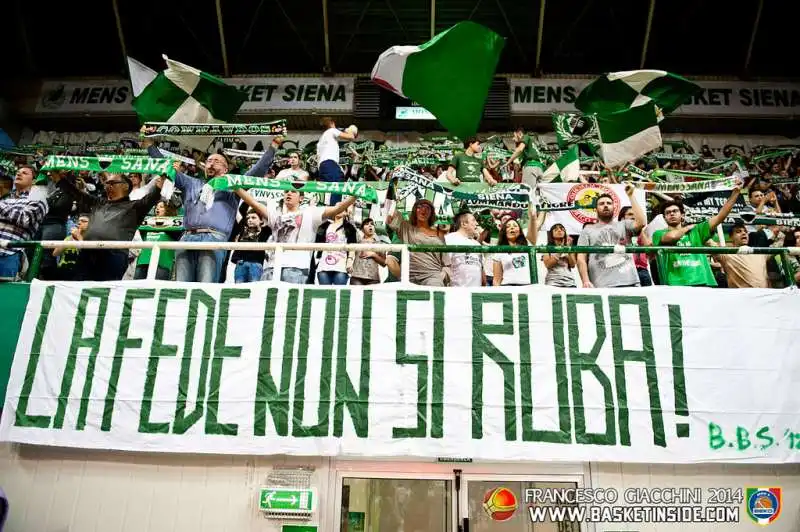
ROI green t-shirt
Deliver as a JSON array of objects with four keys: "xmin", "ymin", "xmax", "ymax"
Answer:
[
  {"xmin": 137, "ymin": 230, "xmax": 177, "ymax": 270},
  {"xmin": 520, "ymin": 134, "xmax": 540, "ymax": 166},
  {"xmin": 652, "ymin": 220, "xmax": 717, "ymax": 286},
  {"xmin": 450, "ymin": 152, "xmax": 483, "ymax": 182}
]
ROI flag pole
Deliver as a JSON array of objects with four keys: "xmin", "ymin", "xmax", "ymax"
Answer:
[
  {"xmin": 430, "ymin": 0, "xmax": 436, "ymax": 38},
  {"xmin": 215, "ymin": 0, "xmax": 231, "ymax": 76},
  {"xmin": 535, "ymin": 0, "xmax": 546, "ymax": 75},
  {"xmin": 111, "ymin": 0, "xmax": 128, "ymax": 73},
  {"xmin": 743, "ymin": 0, "xmax": 764, "ymax": 73},
  {"xmin": 322, "ymin": 0, "xmax": 332, "ymax": 71},
  {"xmin": 639, "ymin": 0, "xmax": 656, "ymax": 68}
]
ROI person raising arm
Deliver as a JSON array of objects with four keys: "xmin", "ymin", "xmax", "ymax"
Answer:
[{"xmin": 656, "ymin": 179, "xmax": 742, "ymax": 245}]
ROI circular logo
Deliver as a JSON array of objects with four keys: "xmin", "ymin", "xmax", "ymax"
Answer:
[
  {"xmin": 482, "ymin": 487, "xmax": 517, "ymax": 522},
  {"xmin": 565, "ymin": 183, "xmax": 620, "ymax": 225},
  {"xmin": 747, "ymin": 488, "xmax": 781, "ymax": 524}
]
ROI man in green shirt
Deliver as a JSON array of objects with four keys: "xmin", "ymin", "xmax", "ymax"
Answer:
[
  {"xmin": 447, "ymin": 137, "xmax": 497, "ymax": 187},
  {"xmin": 506, "ymin": 126, "xmax": 544, "ymax": 187},
  {"xmin": 652, "ymin": 180, "xmax": 742, "ymax": 286}
]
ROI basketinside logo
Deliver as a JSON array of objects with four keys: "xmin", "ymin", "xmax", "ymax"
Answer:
[
  {"xmin": 746, "ymin": 487, "xmax": 781, "ymax": 526},
  {"xmin": 482, "ymin": 487, "xmax": 518, "ymax": 521},
  {"xmin": 565, "ymin": 184, "xmax": 620, "ymax": 225}
]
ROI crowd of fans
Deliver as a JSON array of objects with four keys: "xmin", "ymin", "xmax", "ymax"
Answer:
[{"xmin": 0, "ymin": 119, "xmax": 798, "ymax": 290}]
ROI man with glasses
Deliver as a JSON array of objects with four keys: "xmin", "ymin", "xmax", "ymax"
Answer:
[
  {"xmin": 49, "ymin": 171, "xmax": 165, "ymax": 281},
  {"xmin": 652, "ymin": 180, "xmax": 742, "ymax": 287},
  {"xmin": 143, "ymin": 129, "xmax": 282, "ymax": 282}
]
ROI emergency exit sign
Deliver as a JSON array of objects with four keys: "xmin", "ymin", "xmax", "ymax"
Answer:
[{"xmin": 259, "ymin": 488, "xmax": 315, "ymax": 513}]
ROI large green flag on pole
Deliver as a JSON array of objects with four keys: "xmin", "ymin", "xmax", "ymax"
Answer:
[{"xmin": 370, "ymin": 21, "xmax": 505, "ymax": 140}]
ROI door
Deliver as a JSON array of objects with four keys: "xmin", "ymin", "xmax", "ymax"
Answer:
[
  {"xmin": 337, "ymin": 473, "xmax": 453, "ymax": 532},
  {"xmin": 458, "ymin": 474, "xmax": 584, "ymax": 532}
]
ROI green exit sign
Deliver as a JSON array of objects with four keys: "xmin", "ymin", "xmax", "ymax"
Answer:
[{"xmin": 259, "ymin": 487, "xmax": 315, "ymax": 513}]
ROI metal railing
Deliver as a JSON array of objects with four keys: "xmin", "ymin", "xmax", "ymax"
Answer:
[{"xmin": 2, "ymin": 240, "xmax": 799, "ymax": 286}]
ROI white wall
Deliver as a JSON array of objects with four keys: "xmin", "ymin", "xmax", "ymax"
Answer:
[
  {"xmin": 0, "ymin": 443, "xmax": 330, "ymax": 532},
  {"xmin": 2, "ymin": 444, "xmax": 798, "ymax": 532}
]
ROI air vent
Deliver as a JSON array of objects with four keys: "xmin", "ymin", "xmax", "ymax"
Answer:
[
  {"xmin": 483, "ymin": 77, "xmax": 510, "ymax": 120},
  {"xmin": 353, "ymin": 77, "xmax": 381, "ymax": 119}
]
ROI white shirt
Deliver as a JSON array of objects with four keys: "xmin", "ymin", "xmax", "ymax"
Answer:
[
  {"xmin": 264, "ymin": 205, "xmax": 326, "ymax": 269},
  {"xmin": 276, "ymin": 168, "xmax": 309, "ymax": 181},
  {"xmin": 317, "ymin": 223, "xmax": 349, "ymax": 273},
  {"xmin": 493, "ymin": 252, "xmax": 531, "ymax": 285},
  {"xmin": 317, "ymin": 128, "xmax": 342, "ymax": 163},
  {"xmin": 445, "ymin": 232, "xmax": 483, "ymax": 287}
]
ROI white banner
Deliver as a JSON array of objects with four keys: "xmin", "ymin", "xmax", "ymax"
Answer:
[
  {"xmin": 35, "ymin": 77, "xmax": 355, "ymax": 114},
  {"xmin": 2, "ymin": 281, "xmax": 799, "ymax": 463},
  {"xmin": 227, "ymin": 77, "xmax": 354, "ymax": 113},
  {"xmin": 537, "ymin": 183, "xmax": 645, "ymax": 235},
  {"xmin": 510, "ymin": 78, "xmax": 800, "ymax": 118}
]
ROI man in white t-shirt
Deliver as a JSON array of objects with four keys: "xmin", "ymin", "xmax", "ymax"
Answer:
[
  {"xmin": 275, "ymin": 152, "xmax": 309, "ymax": 182},
  {"xmin": 317, "ymin": 116, "xmax": 358, "ymax": 204},
  {"xmin": 235, "ymin": 187, "xmax": 356, "ymax": 283},
  {"xmin": 444, "ymin": 211, "xmax": 484, "ymax": 287}
]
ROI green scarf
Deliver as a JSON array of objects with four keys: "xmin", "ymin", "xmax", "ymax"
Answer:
[
  {"xmin": 40, "ymin": 155, "xmax": 177, "ymax": 177},
  {"xmin": 651, "ymin": 168, "xmax": 733, "ymax": 182},
  {"xmin": 747, "ymin": 216, "xmax": 800, "ymax": 228},
  {"xmin": 204, "ymin": 168, "xmax": 533, "ymax": 213},
  {"xmin": 205, "ymin": 174, "xmax": 379, "ymax": 202},
  {"xmin": 635, "ymin": 175, "xmax": 739, "ymax": 193},
  {"xmin": 142, "ymin": 120, "xmax": 287, "ymax": 137}
]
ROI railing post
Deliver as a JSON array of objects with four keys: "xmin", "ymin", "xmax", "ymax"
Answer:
[
  {"xmin": 146, "ymin": 246, "xmax": 161, "ymax": 280},
  {"xmin": 400, "ymin": 246, "xmax": 411, "ymax": 283},
  {"xmin": 528, "ymin": 246, "xmax": 538, "ymax": 285},
  {"xmin": 26, "ymin": 244, "xmax": 44, "ymax": 281},
  {"xmin": 272, "ymin": 246, "xmax": 284, "ymax": 283},
  {"xmin": 781, "ymin": 251, "xmax": 796, "ymax": 287}
]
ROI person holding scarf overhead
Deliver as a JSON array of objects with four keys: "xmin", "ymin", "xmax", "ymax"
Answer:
[
  {"xmin": 142, "ymin": 128, "xmax": 282, "ymax": 283},
  {"xmin": 317, "ymin": 117, "xmax": 358, "ymax": 204}
]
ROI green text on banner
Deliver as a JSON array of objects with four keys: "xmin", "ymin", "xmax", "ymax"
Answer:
[{"xmin": 2, "ymin": 281, "xmax": 799, "ymax": 463}]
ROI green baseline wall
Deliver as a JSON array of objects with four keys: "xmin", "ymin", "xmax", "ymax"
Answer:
[{"xmin": 0, "ymin": 283, "xmax": 31, "ymax": 405}]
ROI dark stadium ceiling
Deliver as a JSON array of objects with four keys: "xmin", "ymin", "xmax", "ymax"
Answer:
[{"xmin": 6, "ymin": 0, "xmax": 799, "ymax": 80}]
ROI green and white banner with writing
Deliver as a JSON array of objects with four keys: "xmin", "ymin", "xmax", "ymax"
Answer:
[
  {"xmin": 538, "ymin": 183, "xmax": 646, "ymax": 235},
  {"xmin": 2, "ymin": 281, "xmax": 799, "ymax": 463}
]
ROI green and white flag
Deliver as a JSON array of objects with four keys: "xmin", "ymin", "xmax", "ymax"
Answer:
[
  {"xmin": 596, "ymin": 104, "xmax": 662, "ymax": 168},
  {"xmin": 575, "ymin": 70, "xmax": 701, "ymax": 116},
  {"xmin": 370, "ymin": 21, "xmax": 505, "ymax": 139},
  {"xmin": 128, "ymin": 55, "xmax": 246, "ymax": 151},
  {"xmin": 542, "ymin": 145, "xmax": 580, "ymax": 182}
]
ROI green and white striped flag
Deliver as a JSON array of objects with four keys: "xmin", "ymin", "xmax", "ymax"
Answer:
[
  {"xmin": 542, "ymin": 145, "xmax": 580, "ymax": 182},
  {"xmin": 575, "ymin": 70, "xmax": 701, "ymax": 117},
  {"xmin": 596, "ymin": 104, "xmax": 662, "ymax": 168},
  {"xmin": 127, "ymin": 55, "xmax": 245, "ymax": 150}
]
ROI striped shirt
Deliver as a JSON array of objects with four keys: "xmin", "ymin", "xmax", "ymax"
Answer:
[{"xmin": 0, "ymin": 188, "xmax": 49, "ymax": 256}]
